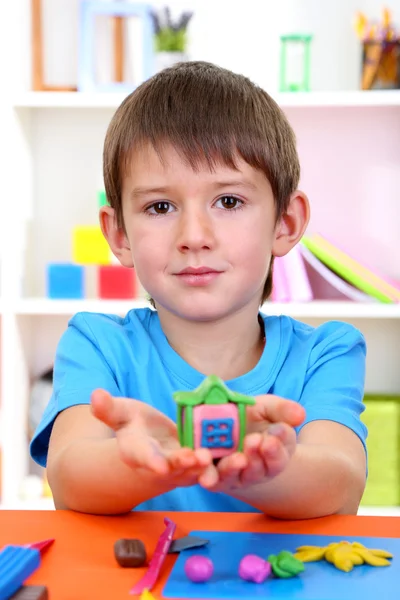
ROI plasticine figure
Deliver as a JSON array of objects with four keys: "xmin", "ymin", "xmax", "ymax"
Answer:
[{"xmin": 173, "ymin": 375, "xmax": 255, "ymax": 458}]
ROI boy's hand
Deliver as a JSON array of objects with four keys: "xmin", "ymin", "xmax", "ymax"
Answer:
[
  {"xmin": 91, "ymin": 389, "xmax": 213, "ymax": 488},
  {"xmin": 198, "ymin": 395, "xmax": 305, "ymax": 492}
]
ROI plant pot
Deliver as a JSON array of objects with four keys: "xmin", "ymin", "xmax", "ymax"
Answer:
[{"xmin": 155, "ymin": 52, "xmax": 188, "ymax": 72}]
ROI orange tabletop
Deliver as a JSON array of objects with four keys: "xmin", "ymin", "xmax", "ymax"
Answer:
[{"xmin": 0, "ymin": 510, "xmax": 399, "ymax": 599}]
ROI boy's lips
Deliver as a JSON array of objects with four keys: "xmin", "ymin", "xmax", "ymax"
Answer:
[
  {"xmin": 175, "ymin": 266, "xmax": 223, "ymax": 286},
  {"xmin": 177, "ymin": 266, "xmax": 221, "ymax": 275}
]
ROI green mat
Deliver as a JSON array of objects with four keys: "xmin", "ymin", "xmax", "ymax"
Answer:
[{"xmin": 361, "ymin": 395, "xmax": 400, "ymax": 506}]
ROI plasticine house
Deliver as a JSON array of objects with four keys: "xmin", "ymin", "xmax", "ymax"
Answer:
[{"xmin": 173, "ymin": 375, "xmax": 255, "ymax": 459}]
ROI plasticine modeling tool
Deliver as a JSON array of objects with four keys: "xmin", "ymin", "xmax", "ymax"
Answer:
[
  {"xmin": 129, "ymin": 517, "xmax": 176, "ymax": 595},
  {"xmin": 0, "ymin": 539, "xmax": 55, "ymax": 600}
]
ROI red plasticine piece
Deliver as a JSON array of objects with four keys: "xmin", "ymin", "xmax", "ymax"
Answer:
[{"xmin": 26, "ymin": 540, "xmax": 55, "ymax": 555}]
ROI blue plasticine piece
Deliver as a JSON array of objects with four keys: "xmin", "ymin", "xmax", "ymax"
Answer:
[
  {"xmin": 163, "ymin": 530, "xmax": 400, "ymax": 599},
  {"xmin": 46, "ymin": 263, "xmax": 84, "ymax": 299},
  {"xmin": 200, "ymin": 419, "xmax": 234, "ymax": 449},
  {"xmin": 0, "ymin": 546, "xmax": 41, "ymax": 600}
]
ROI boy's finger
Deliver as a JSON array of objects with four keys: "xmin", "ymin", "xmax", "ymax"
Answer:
[
  {"xmin": 168, "ymin": 447, "xmax": 199, "ymax": 470},
  {"xmin": 198, "ymin": 463, "xmax": 219, "ymax": 489},
  {"xmin": 118, "ymin": 433, "xmax": 170, "ymax": 475},
  {"xmin": 240, "ymin": 435, "xmax": 265, "ymax": 484},
  {"xmin": 91, "ymin": 388, "xmax": 138, "ymax": 431},
  {"xmin": 168, "ymin": 446, "xmax": 213, "ymax": 471},
  {"xmin": 249, "ymin": 395, "xmax": 306, "ymax": 427},
  {"xmin": 259, "ymin": 435, "xmax": 291, "ymax": 478},
  {"xmin": 211, "ymin": 453, "xmax": 247, "ymax": 489},
  {"xmin": 267, "ymin": 423, "xmax": 297, "ymax": 454}
]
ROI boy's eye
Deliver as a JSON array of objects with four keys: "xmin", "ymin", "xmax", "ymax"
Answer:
[
  {"xmin": 215, "ymin": 196, "xmax": 243, "ymax": 210},
  {"xmin": 147, "ymin": 201, "xmax": 173, "ymax": 215}
]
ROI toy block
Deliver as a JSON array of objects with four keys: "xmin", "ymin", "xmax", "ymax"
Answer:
[
  {"xmin": 46, "ymin": 263, "xmax": 85, "ymax": 299},
  {"xmin": 98, "ymin": 189, "xmax": 108, "ymax": 208},
  {"xmin": 98, "ymin": 265, "xmax": 137, "ymax": 299},
  {"xmin": 361, "ymin": 396, "xmax": 400, "ymax": 506},
  {"xmin": 78, "ymin": 1, "xmax": 154, "ymax": 93},
  {"xmin": 72, "ymin": 225, "xmax": 111, "ymax": 265}
]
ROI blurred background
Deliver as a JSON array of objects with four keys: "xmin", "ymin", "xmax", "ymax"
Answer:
[{"xmin": 0, "ymin": 0, "xmax": 399, "ymax": 512}]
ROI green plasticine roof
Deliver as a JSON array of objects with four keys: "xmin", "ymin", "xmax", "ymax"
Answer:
[{"xmin": 173, "ymin": 374, "xmax": 255, "ymax": 408}]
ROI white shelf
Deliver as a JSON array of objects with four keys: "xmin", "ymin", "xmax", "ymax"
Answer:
[
  {"xmin": 5, "ymin": 298, "xmax": 400, "ymax": 319},
  {"xmin": 263, "ymin": 301, "xmax": 400, "ymax": 319},
  {"xmin": 13, "ymin": 298, "xmax": 149, "ymax": 316},
  {"xmin": 0, "ymin": 498, "xmax": 54, "ymax": 511},
  {"xmin": 13, "ymin": 90, "xmax": 400, "ymax": 109},
  {"xmin": 277, "ymin": 89, "xmax": 400, "ymax": 107},
  {"xmin": 13, "ymin": 91, "xmax": 128, "ymax": 109},
  {"xmin": 358, "ymin": 506, "xmax": 400, "ymax": 517}
]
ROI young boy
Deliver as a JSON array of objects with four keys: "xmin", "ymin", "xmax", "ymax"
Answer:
[{"xmin": 30, "ymin": 61, "xmax": 367, "ymax": 518}]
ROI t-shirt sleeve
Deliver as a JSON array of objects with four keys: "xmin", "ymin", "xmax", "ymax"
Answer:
[
  {"xmin": 30, "ymin": 312, "xmax": 121, "ymax": 467},
  {"xmin": 297, "ymin": 322, "xmax": 367, "ymax": 452}
]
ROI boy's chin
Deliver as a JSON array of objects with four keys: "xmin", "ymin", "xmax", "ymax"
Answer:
[{"xmin": 158, "ymin": 298, "xmax": 247, "ymax": 323}]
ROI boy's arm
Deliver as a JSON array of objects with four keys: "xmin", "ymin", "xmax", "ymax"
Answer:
[
  {"xmin": 47, "ymin": 405, "xmax": 176, "ymax": 514},
  {"xmin": 210, "ymin": 323, "xmax": 367, "ymax": 518},
  {"xmin": 227, "ymin": 419, "xmax": 366, "ymax": 519}
]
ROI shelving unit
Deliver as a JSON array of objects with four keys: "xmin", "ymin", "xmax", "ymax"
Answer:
[
  {"xmin": 2, "ymin": 298, "xmax": 400, "ymax": 319},
  {"xmin": 13, "ymin": 89, "xmax": 400, "ymax": 109},
  {"xmin": 1, "ymin": 0, "xmax": 399, "ymax": 514}
]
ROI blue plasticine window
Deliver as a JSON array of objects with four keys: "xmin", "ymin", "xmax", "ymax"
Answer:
[{"xmin": 201, "ymin": 418, "xmax": 234, "ymax": 449}]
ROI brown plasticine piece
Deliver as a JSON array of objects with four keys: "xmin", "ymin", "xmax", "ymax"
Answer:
[
  {"xmin": 114, "ymin": 538, "xmax": 147, "ymax": 568},
  {"xmin": 9, "ymin": 586, "xmax": 49, "ymax": 600}
]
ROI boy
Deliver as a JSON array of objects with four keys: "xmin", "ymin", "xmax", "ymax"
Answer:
[{"xmin": 30, "ymin": 61, "xmax": 367, "ymax": 518}]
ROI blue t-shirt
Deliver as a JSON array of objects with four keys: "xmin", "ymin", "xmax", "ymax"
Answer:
[{"xmin": 30, "ymin": 308, "xmax": 367, "ymax": 512}]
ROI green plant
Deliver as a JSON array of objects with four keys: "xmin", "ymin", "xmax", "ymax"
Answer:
[{"xmin": 151, "ymin": 6, "xmax": 193, "ymax": 53}]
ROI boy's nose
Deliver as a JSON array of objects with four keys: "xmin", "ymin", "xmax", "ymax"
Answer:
[{"xmin": 176, "ymin": 209, "xmax": 216, "ymax": 253}]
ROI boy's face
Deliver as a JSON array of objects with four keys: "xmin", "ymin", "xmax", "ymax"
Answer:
[{"xmin": 103, "ymin": 143, "xmax": 304, "ymax": 323}]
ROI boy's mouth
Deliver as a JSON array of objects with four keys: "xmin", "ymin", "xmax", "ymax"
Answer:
[
  {"xmin": 175, "ymin": 266, "xmax": 223, "ymax": 286},
  {"xmin": 177, "ymin": 266, "xmax": 221, "ymax": 275}
]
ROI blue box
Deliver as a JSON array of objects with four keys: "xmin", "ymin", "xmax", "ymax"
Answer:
[{"xmin": 47, "ymin": 263, "xmax": 85, "ymax": 299}]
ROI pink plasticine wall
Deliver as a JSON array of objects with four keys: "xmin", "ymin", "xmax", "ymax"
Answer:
[{"xmin": 193, "ymin": 403, "xmax": 240, "ymax": 458}]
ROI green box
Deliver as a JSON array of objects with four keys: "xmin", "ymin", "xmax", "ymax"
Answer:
[
  {"xmin": 97, "ymin": 189, "xmax": 108, "ymax": 208},
  {"xmin": 360, "ymin": 395, "xmax": 400, "ymax": 506}
]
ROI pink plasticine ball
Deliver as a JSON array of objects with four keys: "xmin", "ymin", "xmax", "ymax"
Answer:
[
  {"xmin": 238, "ymin": 554, "xmax": 272, "ymax": 583},
  {"xmin": 184, "ymin": 555, "xmax": 214, "ymax": 582}
]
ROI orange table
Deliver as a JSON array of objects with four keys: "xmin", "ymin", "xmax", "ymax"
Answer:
[{"xmin": 0, "ymin": 511, "xmax": 399, "ymax": 599}]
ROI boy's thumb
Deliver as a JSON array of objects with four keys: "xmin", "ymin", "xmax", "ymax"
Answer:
[{"xmin": 90, "ymin": 388, "xmax": 133, "ymax": 431}]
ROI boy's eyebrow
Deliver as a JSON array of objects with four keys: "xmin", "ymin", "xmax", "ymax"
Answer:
[
  {"xmin": 130, "ymin": 186, "xmax": 169, "ymax": 198},
  {"xmin": 130, "ymin": 180, "xmax": 258, "ymax": 199},
  {"xmin": 212, "ymin": 180, "xmax": 258, "ymax": 191}
]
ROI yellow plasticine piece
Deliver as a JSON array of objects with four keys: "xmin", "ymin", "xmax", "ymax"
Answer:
[
  {"xmin": 72, "ymin": 225, "xmax": 111, "ymax": 265},
  {"xmin": 294, "ymin": 541, "xmax": 393, "ymax": 572},
  {"xmin": 351, "ymin": 542, "xmax": 393, "ymax": 558},
  {"xmin": 294, "ymin": 546, "xmax": 328, "ymax": 563},
  {"xmin": 140, "ymin": 590, "xmax": 157, "ymax": 600},
  {"xmin": 354, "ymin": 548, "xmax": 392, "ymax": 567}
]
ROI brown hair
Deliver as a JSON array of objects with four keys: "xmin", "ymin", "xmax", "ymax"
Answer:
[{"xmin": 103, "ymin": 61, "xmax": 300, "ymax": 304}]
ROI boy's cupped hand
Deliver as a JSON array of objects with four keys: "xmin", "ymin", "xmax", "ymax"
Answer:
[
  {"xmin": 91, "ymin": 389, "xmax": 305, "ymax": 493},
  {"xmin": 199, "ymin": 395, "xmax": 306, "ymax": 492},
  {"xmin": 90, "ymin": 389, "xmax": 214, "ymax": 488}
]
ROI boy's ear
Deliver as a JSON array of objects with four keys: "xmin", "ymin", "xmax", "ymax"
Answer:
[
  {"xmin": 272, "ymin": 190, "xmax": 310, "ymax": 258},
  {"xmin": 99, "ymin": 206, "xmax": 134, "ymax": 267}
]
